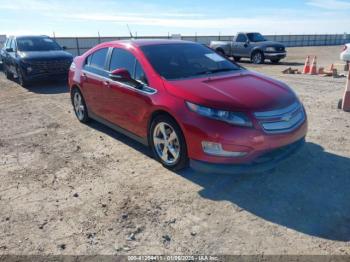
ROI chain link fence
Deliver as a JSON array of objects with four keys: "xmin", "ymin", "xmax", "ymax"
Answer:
[{"xmin": 54, "ymin": 34, "xmax": 350, "ymax": 56}]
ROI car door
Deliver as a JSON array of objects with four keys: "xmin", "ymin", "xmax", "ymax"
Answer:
[
  {"xmin": 80, "ymin": 47, "xmax": 109, "ymax": 117},
  {"xmin": 233, "ymin": 34, "xmax": 250, "ymax": 57},
  {"xmin": 104, "ymin": 47, "xmax": 154, "ymax": 137}
]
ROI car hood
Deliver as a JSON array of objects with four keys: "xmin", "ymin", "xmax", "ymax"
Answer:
[
  {"xmin": 252, "ymin": 41, "xmax": 284, "ymax": 48},
  {"xmin": 18, "ymin": 50, "xmax": 73, "ymax": 61},
  {"xmin": 164, "ymin": 70, "xmax": 297, "ymax": 112}
]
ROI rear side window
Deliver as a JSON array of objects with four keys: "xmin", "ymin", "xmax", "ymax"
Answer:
[
  {"xmin": 236, "ymin": 34, "xmax": 247, "ymax": 42},
  {"xmin": 89, "ymin": 48, "xmax": 108, "ymax": 69},
  {"xmin": 109, "ymin": 48, "xmax": 135, "ymax": 74}
]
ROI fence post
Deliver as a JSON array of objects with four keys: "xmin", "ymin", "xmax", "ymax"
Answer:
[
  {"xmin": 76, "ymin": 37, "xmax": 80, "ymax": 56},
  {"xmin": 98, "ymin": 31, "xmax": 101, "ymax": 44},
  {"xmin": 218, "ymin": 32, "xmax": 221, "ymax": 41}
]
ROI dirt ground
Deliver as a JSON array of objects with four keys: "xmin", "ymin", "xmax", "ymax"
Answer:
[{"xmin": 0, "ymin": 46, "xmax": 350, "ymax": 255}]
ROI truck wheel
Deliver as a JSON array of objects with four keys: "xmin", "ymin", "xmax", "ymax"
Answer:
[
  {"xmin": 251, "ymin": 51, "xmax": 264, "ymax": 64},
  {"xmin": 216, "ymin": 49, "xmax": 225, "ymax": 57},
  {"xmin": 233, "ymin": 56, "xmax": 241, "ymax": 62}
]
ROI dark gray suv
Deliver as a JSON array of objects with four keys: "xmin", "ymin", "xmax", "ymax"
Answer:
[{"xmin": 1, "ymin": 35, "xmax": 73, "ymax": 86}]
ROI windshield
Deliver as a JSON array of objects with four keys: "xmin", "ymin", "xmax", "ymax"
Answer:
[
  {"xmin": 140, "ymin": 43, "xmax": 241, "ymax": 80},
  {"xmin": 247, "ymin": 33, "xmax": 266, "ymax": 42},
  {"xmin": 17, "ymin": 37, "xmax": 62, "ymax": 52}
]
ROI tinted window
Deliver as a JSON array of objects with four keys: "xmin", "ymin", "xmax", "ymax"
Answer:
[
  {"xmin": 16, "ymin": 37, "xmax": 61, "ymax": 51},
  {"xmin": 90, "ymin": 48, "xmax": 108, "ymax": 69},
  {"xmin": 141, "ymin": 43, "xmax": 241, "ymax": 80},
  {"xmin": 247, "ymin": 33, "xmax": 266, "ymax": 42},
  {"xmin": 4, "ymin": 39, "xmax": 9, "ymax": 48},
  {"xmin": 109, "ymin": 48, "xmax": 135, "ymax": 74},
  {"xmin": 236, "ymin": 34, "xmax": 247, "ymax": 42}
]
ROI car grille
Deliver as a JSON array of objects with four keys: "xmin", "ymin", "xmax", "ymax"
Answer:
[
  {"xmin": 29, "ymin": 59, "xmax": 72, "ymax": 74},
  {"xmin": 254, "ymin": 102, "xmax": 305, "ymax": 134}
]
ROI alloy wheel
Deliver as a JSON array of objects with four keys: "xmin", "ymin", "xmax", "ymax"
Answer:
[
  {"xmin": 153, "ymin": 122, "xmax": 181, "ymax": 165},
  {"xmin": 73, "ymin": 92, "xmax": 85, "ymax": 121},
  {"xmin": 252, "ymin": 52, "xmax": 263, "ymax": 64}
]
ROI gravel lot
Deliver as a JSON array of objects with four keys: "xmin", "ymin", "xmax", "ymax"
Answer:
[{"xmin": 0, "ymin": 45, "xmax": 349, "ymax": 255}]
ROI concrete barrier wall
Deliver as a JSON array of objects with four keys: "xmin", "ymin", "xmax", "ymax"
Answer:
[{"xmin": 54, "ymin": 34, "xmax": 350, "ymax": 56}]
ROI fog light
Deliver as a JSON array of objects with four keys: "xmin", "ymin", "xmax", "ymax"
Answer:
[
  {"xmin": 27, "ymin": 67, "xmax": 33, "ymax": 73},
  {"xmin": 202, "ymin": 141, "xmax": 247, "ymax": 157}
]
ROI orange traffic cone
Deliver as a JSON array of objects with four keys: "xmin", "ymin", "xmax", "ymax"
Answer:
[
  {"xmin": 302, "ymin": 56, "xmax": 311, "ymax": 74},
  {"xmin": 309, "ymin": 56, "xmax": 318, "ymax": 75},
  {"xmin": 341, "ymin": 69, "xmax": 350, "ymax": 112}
]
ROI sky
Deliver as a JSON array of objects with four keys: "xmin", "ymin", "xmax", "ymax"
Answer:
[{"xmin": 0, "ymin": 0, "xmax": 349, "ymax": 37}]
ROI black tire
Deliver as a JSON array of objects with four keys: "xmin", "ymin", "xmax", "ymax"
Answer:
[
  {"xmin": 338, "ymin": 99, "xmax": 343, "ymax": 109},
  {"xmin": 4, "ymin": 64, "xmax": 13, "ymax": 80},
  {"xmin": 149, "ymin": 115, "xmax": 189, "ymax": 171},
  {"xmin": 251, "ymin": 51, "xmax": 265, "ymax": 64},
  {"xmin": 233, "ymin": 56, "xmax": 241, "ymax": 62},
  {"xmin": 270, "ymin": 58, "xmax": 281, "ymax": 64},
  {"xmin": 16, "ymin": 67, "xmax": 29, "ymax": 87},
  {"xmin": 71, "ymin": 88, "xmax": 90, "ymax": 123},
  {"xmin": 216, "ymin": 49, "xmax": 225, "ymax": 57}
]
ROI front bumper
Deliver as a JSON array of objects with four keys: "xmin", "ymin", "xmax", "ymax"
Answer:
[
  {"xmin": 190, "ymin": 137, "xmax": 305, "ymax": 174},
  {"xmin": 23, "ymin": 70, "xmax": 69, "ymax": 81},
  {"xmin": 264, "ymin": 52, "xmax": 287, "ymax": 60}
]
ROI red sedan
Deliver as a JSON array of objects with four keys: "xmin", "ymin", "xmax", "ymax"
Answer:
[{"xmin": 68, "ymin": 39, "xmax": 307, "ymax": 174}]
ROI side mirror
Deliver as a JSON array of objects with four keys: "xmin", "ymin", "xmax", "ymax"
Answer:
[
  {"xmin": 5, "ymin": 48, "xmax": 14, "ymax": 52},
  {"xmin": 109, "ymin": 68, "xmax": 132, "ymax": 81},
  {"xmin": 109, "ymin": 68, "xmax": 143, "ymax": 89},
  {"xmin": 62, "ymin": 46, "xmax": 67, "ymax": 50}
]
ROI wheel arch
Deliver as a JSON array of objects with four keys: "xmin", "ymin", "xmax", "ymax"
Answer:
[{"xmin": 147, "ymin": 109, "xmax": 187, "ymax": 147}]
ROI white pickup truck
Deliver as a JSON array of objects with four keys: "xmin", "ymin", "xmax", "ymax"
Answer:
[{"xmin": 210, "ymin": 32, "xmax": 287, "ymax": 64}]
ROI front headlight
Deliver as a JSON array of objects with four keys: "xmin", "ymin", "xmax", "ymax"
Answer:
[
  {"xmin": 266, "ymin": 47, "xmax": 276, "ymax": 52},
  {"xmin": 186, "ymin": 101, "xmax": 253, "ymax": 127}
]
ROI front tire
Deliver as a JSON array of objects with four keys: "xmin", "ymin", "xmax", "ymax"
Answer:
[
  {"xmin": 71, "ymin": 88, "xmax": 90, "ymax": 123},
  {"xmin": 251, "ymin": 51, "xmax": 264, "ymax": 64},
  {"xmin": 150, "ymin": 115, "xmax": 188, "ymax": 171},
  {"xmin": 16, "ymin": 67, "xmax": 29, "ymax": 87}
]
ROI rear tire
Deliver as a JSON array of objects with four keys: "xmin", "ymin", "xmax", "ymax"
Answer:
[
  {"xmin": 251, "ymin": 51, "xmax": 264, "ymax": 64},
  {"xmin": 150, "ymin": 115, "xmax": 189, "ymax": 171},
  {"xmin": 71, "ymin": 88, "xmax": 90, "ymax": 123},
  {"xmin": 233, "ymin": 56, "xmax": 241, "ymax": 62},
  {"xmin": 16, "ymin": 67, "xmax": 29, "ymax": 87},
  {"xmin": 4, "ymin": 64, "xmax": 13, "ymax": 80},
  {"xmin": 216, "ymin": 49, "xmax": 225, "ymax": 57}
]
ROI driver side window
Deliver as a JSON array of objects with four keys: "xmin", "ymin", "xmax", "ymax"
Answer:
[
  {"xmin": 236, "ymin": 34, "xmax": 247, "ymax": 43},
  {"xmin": 109, "ymin": 48, "xmax": 148, "ymax": 85}
]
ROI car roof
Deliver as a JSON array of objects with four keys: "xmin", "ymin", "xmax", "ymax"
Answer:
[
  {"xmin": 108, "ymin": 39, "xmax": 198, "ymax": 47},
  {"xmin": 13, "ymin": 35, "xmax": 51, "ymax": 40}
]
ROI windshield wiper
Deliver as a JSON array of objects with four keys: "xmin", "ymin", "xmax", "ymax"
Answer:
[{"xmin": 195, "ymin": 68, "xmax": 239, "ymax": 76}]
